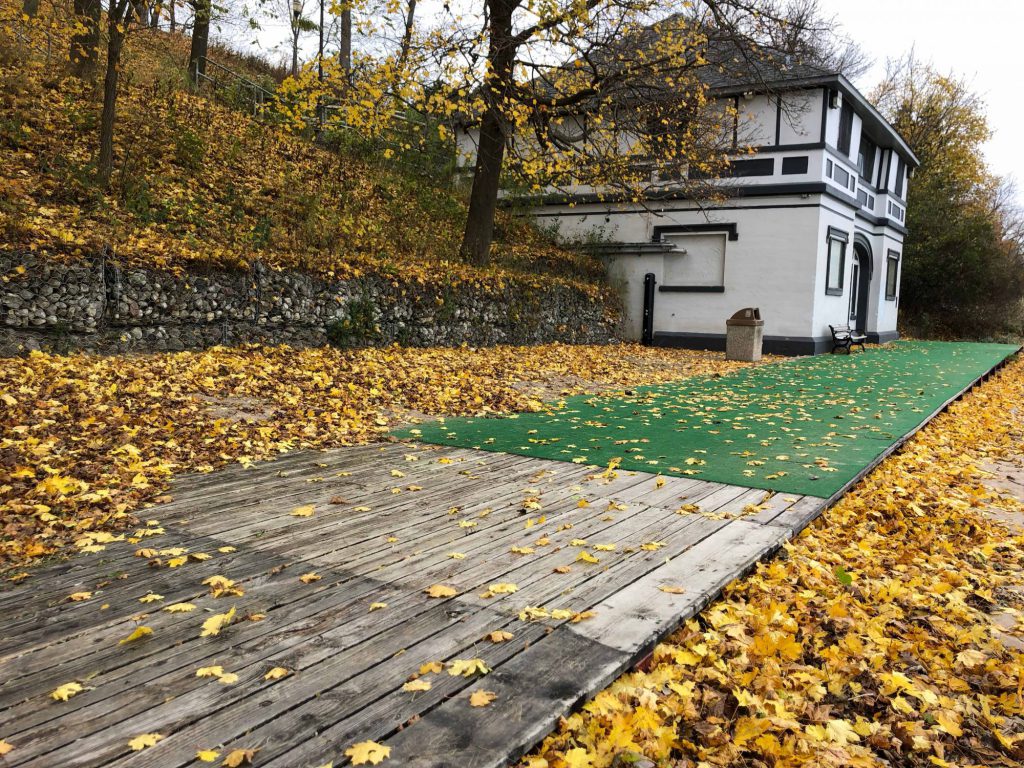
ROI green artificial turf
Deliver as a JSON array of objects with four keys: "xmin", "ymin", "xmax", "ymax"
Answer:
[{"xmin": 398, "ymin": 341, "xmax": 1018, "ymax": 497}]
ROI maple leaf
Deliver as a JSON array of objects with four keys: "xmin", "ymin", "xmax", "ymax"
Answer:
[
  {"xmin": 419, "ymin": 661, "xmax": 444, "ymax": 675},
  {"xmin": 264, "ymin": 667, "xmax": 290, "ymax": 680},
  {"xmin": 196, "ymin": 666, "xmax": 225, "ymax": 678},
  {"xmin": 196, "ymin": 749, "xmax": 219, "ymax": 762},
  {"xmin": 425, "ymin": 584, "xmax": 457, "ymax": 598},
  {"xmin": 119, "ymin": 626, "xmax": 153, "ymax": 645},
  {"xmin": 218, "ymin": 672, "xmax": 239, "ymax": 684},
  {"xmin": 576, "ymin": 551, "xmax": 599, "ymax": 564},
  {"xmin": 127, "ymin": 733, "xmax": 163, "ymax": 751},
  {"xmin": 202, "ymin": 575, "xmax": 244, "ymax": 597},
  {"xmin": 659, "ymin": 585, "xmax": 686, "ymax": 595},
  {"xmin": 469, "ymin": 690, "xmax": 497, "ymax": 707},
  {"xmin": 290, "ymin": 504, "xmax": 315, "ymax": 517},
  {"xmin": 67, "ymin": 591, "xmax": 93, "ymax": 601},
  {"xmin": 222, "ymin": 747, "xmax": 259, "ymax": 766},
  {"xmin": 519, "ymin": 606, "xmax": 549, "ymax": 621},
  {"xmin": 369, "ymin": 602, "xmax": 388, "ymax": 611},
  {"xmin": 402, "ymin": 679, "xmax": 432, "ymax": 692},
  {"xmin": 448, "ymin": 658, "xmax": 490, "ymax": 677},
  {"xmin": 487, "ymin": 630, "xmax": 514, "ymax": 643},
  {"xmin": 0, "ymin": 739, "xmax": 12, "ymax": 756},
  {"xmin": 299, "ymin": 572, "xmax": 321, "ymax": 583},
  {"xmin": 200, "ymin": 607, "xmax": 236, "ymax": 637},
  {"xmin": 344, "ymin": 740, "xmax": 391, "ymax": 765},
  {"xmin": 50, "ymin": 682, "xmax": 84, "ymax": 701},
  {"xmin": 163, "ymin": 602, "xmax": 196, "ymax": 612},
  {"xmin": 138, "ymin": 592, "xmax": 164, "ymax": 603}
]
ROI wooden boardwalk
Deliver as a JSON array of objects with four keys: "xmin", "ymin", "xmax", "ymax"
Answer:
[{"xmin": 0, "ymin": 442, "xmax": 826, "ymax": 767}]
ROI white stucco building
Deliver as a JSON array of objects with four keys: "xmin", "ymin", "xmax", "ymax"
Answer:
[{"xmin": 460, "ymin": 61, "xmax": 920, "ymax": 355}]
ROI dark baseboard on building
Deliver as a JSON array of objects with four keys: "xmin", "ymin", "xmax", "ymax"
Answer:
[
  {"xmin": 865, "ymin": 330, "xmax": 899, "ymax": 344},
  {"xmin": 652, "ymin": 330, "xmax": 900, "ymax": 356},
  {"xmin": 653, "ymin": 332, "xmax": 830, "ymax": 356}
]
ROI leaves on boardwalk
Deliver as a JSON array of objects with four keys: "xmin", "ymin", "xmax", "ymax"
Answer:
[
  {"xmin": 0, "ymin": 344, "xmax": 740, "ymax": 570},
  {"xmin": 127, "ymin": 733, "xmax": 163, "ymax": 751},
  {"xmin": 344, "ymin": 740, "xmax": 391, "ymax": 765},
  {"xmin": 49, "ymin": 682, "xmax": 83, "ymax": 702}
]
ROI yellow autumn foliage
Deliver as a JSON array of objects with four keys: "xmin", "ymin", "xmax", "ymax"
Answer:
[{"xmin": 0, "ymin": 3, "xmax": 604, "ymax": 295}]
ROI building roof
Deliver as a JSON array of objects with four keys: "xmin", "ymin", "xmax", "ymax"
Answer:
[{"xmin": 611, "ymin": 18, "xmax": 920, "ymax": 167}]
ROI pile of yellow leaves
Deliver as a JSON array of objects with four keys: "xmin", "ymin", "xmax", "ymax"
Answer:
[
  {"xmin": 0, "ymin": 4, "xmax": 604, "ymax": 294},
  {"xmin": 525, "ymin": 356, "xmax": 1024, "ymax": 767},
  {"xmin": 0, "ymin": 343, "xmax": 750, "ymax": 570}
]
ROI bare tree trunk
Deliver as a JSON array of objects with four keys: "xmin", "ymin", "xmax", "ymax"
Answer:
[
  {"xmin": 69, "ymin": 0, "xmax": 101, "ymax": 80},
  {"xmin": 132, "ymin": 0, "xmax": 150, "ymax": 26},
  {"xmin": 396, "ymin": 0, "xmax": 415, "ymax": 68},
  {"xmin": 98, "ymin": 0, "xmax": 130, "ymax": 185},
  {"xmin": 291, "ymin": 30, "xmax": 299, "ymax": 75},
  {"xmin": 339, "ymin": 4, "xmax": 352, "ymax": 76},
  {"xmin": 22, "ymin": 0, "xmax": 40, "ymax": 18},
  {"xmin": 188, "ymin": 0, "xmax": 210, "ymax": 82},
  {"xmin": 459, "ymin": 0, "xmax": 517, "ymax": 265},
  {"xmin": 169, "ymin": 0, "xmax": 176, "ymax": 31}
]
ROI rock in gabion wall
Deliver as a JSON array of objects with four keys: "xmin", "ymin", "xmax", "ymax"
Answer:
[{"xmin": 0, "ymin": 252, "xmax": 617, "ymax": 355}]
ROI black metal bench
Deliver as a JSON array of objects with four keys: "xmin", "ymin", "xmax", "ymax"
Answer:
[{"xmin": 829, "ymin": 324, "xmax": 867, "ymax": 354}]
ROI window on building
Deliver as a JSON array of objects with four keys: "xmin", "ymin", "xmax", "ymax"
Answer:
[
  {"xmin": 858, "ymin": 134, "xmax": 876, "ymax": 182},
  {"xmin": 837, "ymin": 101, "xmax": 854, "ymax": 156},
  {"xmin": 885, "ymin": 251, "xmax": 900, "ymax": 300},
  {"xmin": 894, "ymin": 158, "xmax": 906, "ymax": 198},
  {"xmin": 826, "ymin": 228, "xmax": 848, "ymax": 295}
]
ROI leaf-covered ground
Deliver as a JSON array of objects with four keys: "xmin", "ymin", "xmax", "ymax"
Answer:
[
  {"xmin": 0, "ymin": 343, "xmax": 752, "ymax": 572},
  {"xmin": 0, "ymin": 2, "xmax": 603, "ymax": 292},
  {"xmin": 523, "ymin": 355, "xmax": 1024, "ymax": 768}
]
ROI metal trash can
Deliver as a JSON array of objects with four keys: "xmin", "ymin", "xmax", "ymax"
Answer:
[{"xmin": 725, "ymin": 307, "xmax": 764, "ymax": 361}]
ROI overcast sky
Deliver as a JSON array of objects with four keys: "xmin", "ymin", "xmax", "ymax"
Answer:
[{"xmin": 818, "ymin": 0, "xmax": 1023, "ymax": 193}]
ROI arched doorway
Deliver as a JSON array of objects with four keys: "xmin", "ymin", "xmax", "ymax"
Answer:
[{"xmin": 850, "ymin": 240, "xmax": 872, "ymax": 332}]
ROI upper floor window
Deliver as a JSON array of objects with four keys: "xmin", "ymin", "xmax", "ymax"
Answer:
[
  {"xmin": 858, "ymin": 134, "xmax": 876, "ymax": 183},
  {"xmin": 894, "ymin": 158, "xmax": 906, "ymax": 198},
  {"xmin": 837, "ymin": 101, "xmax": 854, "ymax": 156}
]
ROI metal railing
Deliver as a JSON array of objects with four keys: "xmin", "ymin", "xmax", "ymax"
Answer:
[{"xmin": 191, "ymin": 56, "xmax": 279, "ymax": 118}]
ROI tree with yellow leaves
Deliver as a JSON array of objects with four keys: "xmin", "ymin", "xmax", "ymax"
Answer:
[{"xmin": 275, "ymin": 0, "xmax": 849, "ymax": 265}]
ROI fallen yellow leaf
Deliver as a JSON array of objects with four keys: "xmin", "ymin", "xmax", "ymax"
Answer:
[{"xmin": 127, "ymin": 733, "xmax": 163, "ymax": 751}]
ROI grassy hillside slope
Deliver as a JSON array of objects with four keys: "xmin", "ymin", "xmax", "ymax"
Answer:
[{"xmin": 0, "ymin": 2, "xmax": 605, "ymax": 294}]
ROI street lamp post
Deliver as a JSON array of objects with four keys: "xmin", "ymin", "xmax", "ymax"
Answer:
[{"xmin": 290, "ymin": 0, "xmax": 301, "ymax": 77}]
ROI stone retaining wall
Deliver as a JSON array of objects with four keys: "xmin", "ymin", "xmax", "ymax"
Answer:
[{"xmin": 0, "ymin": 252, "xmax": 617, "ymax": 354}]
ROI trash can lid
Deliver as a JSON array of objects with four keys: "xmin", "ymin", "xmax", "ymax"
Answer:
[{"xmin": 726, "ymin": 307, "xmax": 763, "ymax": 327}]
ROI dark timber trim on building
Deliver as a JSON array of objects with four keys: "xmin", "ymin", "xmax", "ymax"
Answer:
[{"xmin": 652, "ymin": 223, "xmax": 739, "ymax": 242}]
